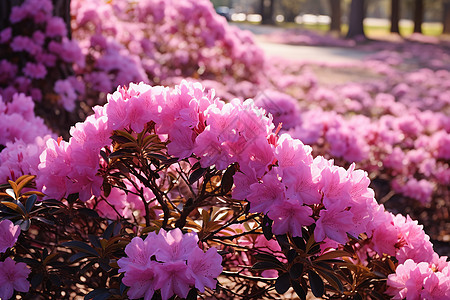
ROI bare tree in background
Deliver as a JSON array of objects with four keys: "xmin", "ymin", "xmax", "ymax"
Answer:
[
  {"xmin": 390, "ymin": 0, "xmax": 400, "ymax": 34},
  {"xmin": 443, "ymin": 0, "xmax": 450, "ymax": 34},
  {"xmin": 1, "ymin": 0, "xmax": 71, "ymax": 33},
  {"xmin": 260, "ymin": 0, "xmax": 275, "ymax": 25},
  {"xmin": 346, "ymin": 0, "xmax": 366, "ymax": 39},
  {"xmin": 413, "ymin": 0, "xmax": 424, "ymax": 33},
  {"xmin": 329, "ymin": 0, "xmax": 342, "ymax": 33},
  {"xmin": 279, "ymin": 0, "xmax": 305, "ymax": 23}
]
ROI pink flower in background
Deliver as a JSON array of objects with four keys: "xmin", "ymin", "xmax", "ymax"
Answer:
[
  {"xmin": 401, "ymin": 178, "xmax": 434, "ymax": 205},
  {"xmin": 0, "ymin": 257, "xmax": 30, "ymax": 300},
  {"xmin": 54, "ymin": 79, "xmax": 77, "ymax": 111},
  {"xmin": 254, "ymin": 90, "xmax": 301, "ymax": 130},
  {"xmin": 0, "ymin": 28, "xmax": 12, "ymax": 43},
  {"xmin": 0, "ymin": 220, "xmax": 20, "ymax": 253},
  {"xmin": 23, "ymin": 62, "xmax": 47, "ymax": 79},
  {"xmin": 10, "ymin": 36, "xmax": 33, "ymax": 52},
  {"xmin": 46, "ymin": 17, "xmax": 67, "ymax": 37}
]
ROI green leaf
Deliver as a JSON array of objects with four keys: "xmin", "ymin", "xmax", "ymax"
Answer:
[
  {"xmin": 221, "ymin": 164, "xmax": 237, "ymax": 194},
  {"xmin": 147, "ymin": 153, "xmax": 167, "ymax": 161},
  {"xmin": 67, "ymin": 193, "xmax": 79, "ymax": 203},
  {"xmin": 252, "ymin": 261, "xmax": 283, "ymax": 271},
  {"xmin": 308, "ymin": 270, "xmax": 324, "ymax": 298},
  {"xmin": 78, "ymin": 208, "xmax": 100, "ymax": 219},
  {"xmin": 69, "ymin": 252, "xmax": 94, "ymax": 263},
  {"xmin": 109, "ymin": 148, "xmax": 136, "ymax": 158},
  {"xmin": 315, "ymin": 250, "xmax": 352, "ymax": 261},
  {"xmin": 315, "ymin": 268, "xmax": 344, "ymax": 293},
  {"xmin": 85, "ymin": 288, "xmax": 110, "ymax": 300},
  {"xmin": 262, "ymin": 215, "xmax": 273, "ymax": 241},
  {"xmin": 289, "ymin": 263, "xmax": 304, "ymax": 280},
  {"xmin": 120, "ymin": 282, "xmax": 127, "ymax": 295},
  {"xmin": 88, "ymin": 234, "xmax": 102, "ymax": 249},
  {"xmin": 25, "ymin": 194, "xmax": 37, "ymax": 213},
  {"xmin": 188, "ymin": 167, "xmax": 207, "ymax": 184},
  {"xmin": 103, "ymin": 222, "xmax": 117, "ymax": 239},
  {"xmin": 353, "ymin": 293, "xmax": 363, "ymax": 300},
  {"xmin": 275, "ymin": 272, "xmax": 291, "ymax": 294},
  {"xmin": 287, "ymin": 249, "xmax": 297, "ymax": 263},
  {"xmin": 186, "ymin": 288, "xmax": 198, "ymax": 300},
  {"xmin": 291, "ymin": 279, "xmax": 307, "ymax": 300},
  {"xmin": 18, "ymin": 219, "xmax": 30, "ymax": 231},
  {"xmin": 305, "ymin": 232, "xmax": 315, "ymax": 253},
  {"xmin": 61, "ymin": 241, "xmax": 100, "ymax": 257},
  {"xmin": 276, "ymin": 234, "xmax": 290, "ymax": 251},
  {"xmin": 31, "ymin": 273, "xmax": 44, "ymax": 289},
  {"xmin": 253, "ymin": 253, "xmax": 283, "ymax": 267},
  {"xmin": 33, "ymin": 217, "xmax": 55, "ymax": 226},
  {"xmin": 292, "ymin": 236, "xmax": 306, "ymax": 251},
  {"xmin": 1, "ymin": 201, "xmax": 25, "ymax": 215},
  {"xmin": 307, "ymin": 243, "xmax": 321, "ymax": 255}
]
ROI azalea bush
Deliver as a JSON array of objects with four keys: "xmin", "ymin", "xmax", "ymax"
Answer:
[{"xmin": 1, "ymin": 81, "xmax": 449, "ymax": 299}]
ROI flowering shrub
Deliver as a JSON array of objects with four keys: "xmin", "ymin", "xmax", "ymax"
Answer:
[
  {"xmin": 256, "ymin": 67, "xmax": 449, "ymax": 208},
  {"xmin": 0, "ymin": 0, "xmax": 83, "ymax": 111},
  {"xmin": 1, "ymin": 81, "xmax": 448, "ymax": 299}
]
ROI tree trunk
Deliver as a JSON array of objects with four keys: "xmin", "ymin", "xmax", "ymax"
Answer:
[
  {"xmin": 1, "ymin": 0, "xmax": 71, "ymax": 33},
  {"xmin": 260, "ymin": 0, "xmax": 275, "ymax": 25},
  {"xmin": 443, "ymin": 2, "xmax": 450, "ymax": 34},
  {"xmin": 0, "ymin": 0, "xmax": 25, "ymax": 31},
  {"xmin": 413, "ymin": 0, "xmax": 423, "ymax": 33},
  {"xmin": 390, "ymin": 0, "xmax": 400, "ymax": 33},
  {"xmin": 346, "ymin": 0, "xmax": 365, "ymax": 39},
  {"xmin": 53, "ymin": 0, "xmax": 72, "ymax": 39},
  {"xmin": 329, "ymin": 0, "xmax": 341, "ymax": 33}
]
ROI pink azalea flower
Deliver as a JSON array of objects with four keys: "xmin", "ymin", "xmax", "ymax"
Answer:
[
  {"xmin": 0, "ymin": 257, "xmax": 30, "ymax": 300},
  {"xmin": 121, "ymin": 263, "xmax": 160, "ymax": 300},
  {"xmin": 268, "ymin": 200, "xmax": 314, "ymax": 237},
  {"xmin": 314, "ymin": 207, "xmax": 355, "ymax": 244},
  {"xmin": 0, "ymin": 220, "xmax": 20, "ymax": 253},
  {"xmin": 247, "ymin": 171, "xmax": 286, "ymax": 214},
  {"xmin": 283, "ymin": 164, "xmax": 321, "ymax": 205},
  {"xmin": 22, "ymin": 62, "xmax": 47, "ymax": 79},
  {"xmin": 155, "ymin": 228, "xmax": 199, "ymax": 262},
  {"xmin": 118, "ymin": 227, "xmax": 222, "ymax": 299},
  {"xmin": 187, "ymin": 247, "xmax": 223, "ymax": 292},
  {"xmin": 156, "ymin": 260, "xmax": 193, "ymax": 300},
  {"xmin": 275, "ymin": 133, "xmax": 313, "ymax": 168},
  {"xmin": 318, "ymin": 165, "xmax": 352, "ymax": 210}
]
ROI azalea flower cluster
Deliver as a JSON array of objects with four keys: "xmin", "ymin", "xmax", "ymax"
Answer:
[
  {"xmin": 386, "ymin": 257, "xmax": 450, "ymax": 299},
  {"xmin": 256, "ymin": 78, "xmax": 449, "ymax": 205},
  {"xmin": 0, "ymin": 220, "xmax": 30, "ymax": 300},
  {"xmin": 71, "ymin": 0, "xmax": 265, "ymax": 101},
  {"xmin": 1, "ymin": 0, "xmax": 266, "ymax": 115},
  {"xmin": 118, "ymin": 228, "xmax": 222, "ymax": 300},
  {"xmin": 0, "ymin": 0, "xmax": 84, "ymax": 111},
  {"xmin": 31, "ymin": 81, "xmax": 448, "ymax": 297},
  {"xmin": 0, "ymin": 93, "xmax": 53, "ymax": 183}
]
